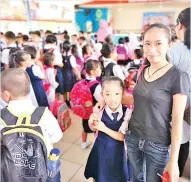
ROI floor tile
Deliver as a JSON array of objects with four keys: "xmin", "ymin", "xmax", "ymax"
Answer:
[
  {"xmin": 179, "ymin": 177, "xmax": 189, "ymax": 182},
  {"xmin": 74, "ymin": 133, "xmax": 95, "ymax": 149},
  {"xmin": 60, "ymin": 159, "xmax": 81, "ymax": 182},
  {"xmin": 54, "ymin": 140, "xmax": 73, "ymax": 156},
  {"xmin": 69, "ymin": 166, "xmax": 93, "ymax": 182},
  {"xmin": 62, "ymin": 144, "xmax": 91, "ymax": 165},
  {"xmin": 62, "ymin": 127, "xmax": 81, "ymax": 143}
]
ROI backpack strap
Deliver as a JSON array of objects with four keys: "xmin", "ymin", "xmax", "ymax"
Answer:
[
  {"xmin": 87, "ymin": 80, "xmax": 100, "ymax": 89},
  {"xmin": 0, "ymin": 107, "xmax": 47, "ymax": 126},
  {"xmin": 104, "ymin": 62, "xmax": 116, "ymax": 76},
  {"xmin": 136, "ymin": 65, "xmax": 147, "ymax": 83}
]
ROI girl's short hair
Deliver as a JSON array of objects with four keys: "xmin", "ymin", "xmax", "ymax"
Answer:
[
  {"xmin": 118, "ymin": 37, "xmax": 125, "ymax": 44},
  {"xmin": 61, "ymin": 40, "xmax": 71, "ymax": 55},
  {"xmin": 102, "ymin": 76, "xmax": 125, "ymax": 91},
  {"xmin": 85, "ymin": 59, "xmax": 101, "ymax": 74},
  {"xmin": 44, "ymin": 52, "xmax": 55, "ymax": 66},
  {"xmin": 100, "ymin": 43, "xmax": 115, "ymax": 58}
]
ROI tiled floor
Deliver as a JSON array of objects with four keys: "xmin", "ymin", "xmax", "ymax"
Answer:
[{"xmin": 54, "ymin": 111, "xmax": 190, "ymax": 182}]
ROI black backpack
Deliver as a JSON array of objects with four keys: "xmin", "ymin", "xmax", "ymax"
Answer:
[
  {"xmin": 0, "ymin": 107, "xmax": 48, "ymax": 182},
  {"xmin": 101, "ymin": 62, "xmax": 115, "ymax": 80}
]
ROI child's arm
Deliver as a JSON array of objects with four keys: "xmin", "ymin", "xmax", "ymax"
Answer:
[
  {"xmin": 93, "ymin": 119, "xmax": 124, "ymax": 141},
  {"xmin": 32, "ymin": 64, "xmax": 45, "ymax": 79},
  {"xmin": 46, "ymin": 68, "xmax": 59, "ymax": 88},
  {"xmin": 35, "ymin": 60, "xmax": 45, "ymax": 76}
]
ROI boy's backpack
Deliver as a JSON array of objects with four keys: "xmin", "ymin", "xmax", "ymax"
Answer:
[
  {"xmin": 101, "ymin": 62, "xmax": 115, "ymax": 80},
  {"xmin": 70, "ymin": 80, "xmax": 99, "ymax": 119},
  {"xmin": 0, "ymin": 107, "xmax": 48, "ymax": 182},
  {"xmin": 50, "ymin": 100, "xmax": 72, "ymax": 132},
  {"xmin": 117, "ymin": 45, "xmax": 129, "ymax": 61}
]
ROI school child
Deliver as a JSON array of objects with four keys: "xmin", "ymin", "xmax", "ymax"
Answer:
[
  {"xmin": 81, "ymin": 59, "xmax": 102, "ymax": 149},
  {"xmin": 44, "ymin": 34, "xmax": 64, "ymax": 100},
  {"xmin": 24, "ymin": 45, "xmax": 45, "ymax": 75},
  {"xmin": 61, "ymin": 40, "xmax": 81, "ymax": 103},
  {"xmin": 126, "ymin": 48, "xmax": 143, "ymax": 70},
  {"xmin": 23, "ymin": 50, "xmax": 49, "ymax": 107},
  {"xmin": 8, "ymin": 50, "xmax": 38, "ymax": 107},
  {"xmin": 117, "ymin": 37, "xmax": 129, "ymax": 65},
  {"xmin": 100, "ymin": 43, "xmax": 126, "ymax": 81},
  {"xmin": 82, "ymin": 44, "xmax": 93, "ymax": 62},
  {"xmin": 0, "ymin": 68, "xmax": 63, "ymax": 181},
  {"xmin": 84, "ymin": 76, "xmax": 132, "ymax": 182},
  {"xmin": 43, "ymin": 52, "xmax": 59, "ymax": 105}
]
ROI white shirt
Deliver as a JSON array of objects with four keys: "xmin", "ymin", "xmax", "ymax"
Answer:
[
  {"xmin": 32, "ymin": 64, "xmax": 44, "ymax": 79},
  {"xmin": 1, "ymin": 43, "xmax": 17, "ymax": 65},
  {"xmin": 86, "ymin": 75, "xmax": 102, "ymax": 102},
  {"xmin": 103, "ymin": 57, "xmax": 126, "ymax": 81},
  {"xmin": 63, "ymin": 52, "xmax": 77, "ymax": 68},
  {"xmin": 104, "ymin": 104, "xmax": 132, "ymax": 134},
  {"xmin": 0, "ymin": 99, "xmax": 63, "ymax": 154},
  {"xmin": 44, "ymin": 44, "xmax": 63, "ymax": 65}
]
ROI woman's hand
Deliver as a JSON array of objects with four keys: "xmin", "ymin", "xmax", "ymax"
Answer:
[{"xmin": 163, "ymin": 160, "xmax": 179, "ymax": 182}]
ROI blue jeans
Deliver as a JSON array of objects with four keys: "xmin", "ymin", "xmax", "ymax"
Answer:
[{"xmin": 125, "ymin": 130, "xmax": 170, "ymax": 182}]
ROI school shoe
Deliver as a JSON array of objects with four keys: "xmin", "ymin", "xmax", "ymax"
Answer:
[{"xmin": 81, "ymin": 141, "xmax": 92, "ymax": 149}]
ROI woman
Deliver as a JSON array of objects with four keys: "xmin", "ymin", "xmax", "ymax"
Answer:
[
  {"xmin": 168, "ymin": 7, "xmax": 191, "ymax": 177},
  {"xmin": 126, "ymin": 23, "xmax": 190, "ymax": 182}
]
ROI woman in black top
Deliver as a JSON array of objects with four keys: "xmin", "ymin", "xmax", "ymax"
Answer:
[{"xmin": 126, "ymin": 23, "xmax": 190, "ymax": 182}]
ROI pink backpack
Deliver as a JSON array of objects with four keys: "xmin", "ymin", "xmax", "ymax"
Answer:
[
  {"xmin": 75, "ymin": 57, "xmax": 84, "ymax": 72},
  {"xmin": 50, "ymin": 99, "xmax": 72, "ymax": 132},
  {"xmin": 70, "ymin": 80, "xmax": 99, "ymax": 119},
  {"xmin": 117, "ymin": 45, "xmax": 129, "ymax": 61}
]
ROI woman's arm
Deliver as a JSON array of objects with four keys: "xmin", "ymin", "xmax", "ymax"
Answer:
[{"xmin": 164, "ymin": 93, "xmax": 188, "ymax": 181}]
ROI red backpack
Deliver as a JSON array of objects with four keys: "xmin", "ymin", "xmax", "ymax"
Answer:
[{"xmin": 70, "ymin": 80, "xmax": 99, "ymax": 119}]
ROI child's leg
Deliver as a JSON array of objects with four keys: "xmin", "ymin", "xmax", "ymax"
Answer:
[
  {"xmin": 81, "ymin": 119, "xmax": 92, "ymax": 149},
  {"xmin": 82, "ymin": 129, "xmax": 88, "ymax": 143},
  {"xmin": 64, "ymin": 92, "xmax": 67, "ymax": 101}
]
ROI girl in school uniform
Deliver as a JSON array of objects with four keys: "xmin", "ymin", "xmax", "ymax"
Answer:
[
  {"xmin": 81, "ymin": 59, "xmax": 102, "ymax": 149},
  {"xmin": 82, "ymin": 44, "xmax": 93, "ymax": 62},
  {"xmin": 8, "ymin": 50, "xmax": 38, "ymax": 106},
  {"xmin": 84, "ymin": 76, "xmax": 132, "ymax": 182},
  {"xmin": 43, "ymin": 52, "xmax": 59, "ymax": 105},
  {"xmin": 44, "ymin": 34, "xmax": 64, "ymax": 100},
  {"xmin": 61, "ymin": 40, "xmax": 81, "ymax": 103}
]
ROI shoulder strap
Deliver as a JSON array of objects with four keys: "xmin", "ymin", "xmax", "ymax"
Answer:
[
  {"xmin": 48, "ymin": 48, "xmax": 55, "ymax": 53},
  {"xmin": 136, "ymin": 65, "xmax": 147, "ymax": 82},
  {"xmin": 2, "ymin": 47, "xmax": 12, "ymax": 51},
  {"xmin": 0, "ymin": 107, "xmax": 46, "ymax": 126},
  {"xmin": 87, "ymin": 80, "xmax": 99, "ymax": 89}
]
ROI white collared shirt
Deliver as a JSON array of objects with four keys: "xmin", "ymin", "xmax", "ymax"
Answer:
[
  {"xmin": 103, "ymin": 57, "xmax": 126, "ymax": 81},
  {"xmin": 86, "ymin": 75, "xmax": 102, "ymax": 102},
  {"xmin": 1, "ymin": 43, "xmax": 17, "ymax": 65},
  {"xmin": 0, "ymin": 99, "xmax": 63, "ymax": 154},
  {"xmin": 62, "ymin": 52, "xmax": 77, "ymax": 68},
  {"xmin": 104, "ymin": 104, "xmax": 132, "ymax": 134},
  {"xmin": 44, "ymin": 44, "xmax": 63, "ymax": 65}
]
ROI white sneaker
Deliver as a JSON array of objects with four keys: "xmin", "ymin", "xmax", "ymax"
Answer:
[{"xmin": 81, "ymin": 141, "xmax": 92, "ymax": 149}]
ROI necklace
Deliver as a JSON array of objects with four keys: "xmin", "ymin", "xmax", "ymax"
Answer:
[{"xmin": 148, "ymin": 63, "xmax": 169, "ymax": 78}]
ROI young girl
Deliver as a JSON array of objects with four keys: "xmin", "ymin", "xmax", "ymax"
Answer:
[
  {"xmin": 43, "ymin": 52, "xmax": 59, "ymax": 105},
  {"xmin": 62, "ymin": 40, "xmax": 81, "ymax": 103},
  {"xmin": 8, "ymin": 50, "xmax": 38, "ymax": 106},
  {"xmin": 85, "ymin": 76, "xmax": 132, "ymax": 182},
  {"xmin": 82, "ymin": 44, "xmax": 93, "ymax": 62},
  {"xmin": 81, "ymin": 59, "xmax": 102, "ymax": 149}
]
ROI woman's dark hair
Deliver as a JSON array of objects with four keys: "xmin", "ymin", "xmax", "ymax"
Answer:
[
  {"xmin": 44, "ymin": 52, "xmax": 55, "ymax": 66},
  {"xmin": 102, "ymin": 76, "xmax": 125, "ymax": 91},
  {"xmin": 143, "ymin": 23, "xmax": 171, "ymax": 65},
  {"xmin": 177, "ymin": 7, "xmax": 190, "ymax": 49},
  {"xmin": 118, "ymin": 37, "xmax": 125, "ymax": 44},
  {"xmin": 71, "ymin": 44, "xmax": 78, "ymax": 57},
  {"xmin": 9, "ymin": 50, "xmax": 31, "ymax": 68},
  {"xmin": 62, "ymin": 40, "xmax": 71, "ymax": 56},
  {"xmin": 85, "ymin": 59, "xmax": 101, "ymax": 74},
  {"xmin": 23, "ymin": 45, "xmax": 37, "ymax": 59},
  {"xmin": 134, "ymin": 48, "xmax": 143, "ymax": 59},
  {"xmin": 45, "ymin": 34, "xmax": 57, "ymax": 44}
]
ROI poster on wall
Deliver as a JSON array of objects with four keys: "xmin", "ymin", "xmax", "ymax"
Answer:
[
  {"xmin": 75, "ymin": 8, "xmax": 108, "ymax": 33},
  {"xmin": 143, "ymin": 12, "xmax": 175, "ymax": 31}
]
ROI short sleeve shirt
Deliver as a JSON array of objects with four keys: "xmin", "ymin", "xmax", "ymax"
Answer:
[{"xmin": 129, "ymin": 66, "xmax": 190, "ymax": 145}]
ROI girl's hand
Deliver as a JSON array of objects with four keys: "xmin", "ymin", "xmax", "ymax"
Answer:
[
  {"xmin": 92, "ymin": 120, "xmax": 106, "ymax": 132},
  {"xmin": 163, "ymin": 160, "xmax": 179, "ymax": 182},
  {"xmin": 88, "ymin": 113, "xmax": 99, "ymax": 126}
]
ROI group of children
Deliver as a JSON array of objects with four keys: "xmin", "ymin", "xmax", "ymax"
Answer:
[{"xmin": 0, "ymin": 29, "xmax": 145, "ymax": 182}]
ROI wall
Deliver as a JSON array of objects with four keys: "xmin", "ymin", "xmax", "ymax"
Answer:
[{"xmin": 111, "ymin": 2, "xmax": 190, "ymax": 33}]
